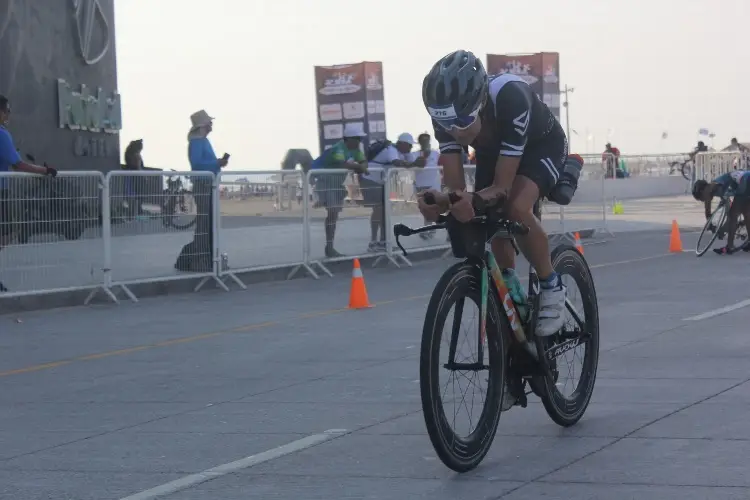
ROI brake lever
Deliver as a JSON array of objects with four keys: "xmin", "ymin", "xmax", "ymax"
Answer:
[
  {"xmin": 392, "ymin": 223, "xmax": 412, "ymax": 256},
  {"xmin": 396, "ymin": 237, "xmax": 408, "ymax": 256}
]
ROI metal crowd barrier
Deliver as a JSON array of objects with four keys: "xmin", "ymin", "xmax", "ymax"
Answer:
[
  {"xmin": 216, "ymin": 170, "xmax": 313, "ymax": 288},
  {"xmin": 0, "ymin": 171, "xmax": 108, "ymax": 300},
  {"xmin": 0, "ymin": 163, "xmax": 616, "ymax": 304},
  {"xmin": 695, "ymin": 152, "xmax": 748, "ymax": 181}
]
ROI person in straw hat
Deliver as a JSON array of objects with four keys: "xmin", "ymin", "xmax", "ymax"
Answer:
[{"xmin": 175, "ymin": 110, "xmax": 229, "ymax": 272}]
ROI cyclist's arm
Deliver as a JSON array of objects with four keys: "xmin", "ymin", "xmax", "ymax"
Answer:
[
  {"xmin": 476, "ymin": 82, "xmax": 531, "ymax": 205},
  {"xmin": 433, "ymin": 122, "xmax": 467, "ymax": 192},
  {"xmin": 705, "ymin": 181, "xmax": 726, "ymax": 219}
]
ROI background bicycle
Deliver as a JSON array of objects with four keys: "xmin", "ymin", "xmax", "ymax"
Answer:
[{"xmin": 696, "ymin": 190, "xmax": 748, "ymax": 256}]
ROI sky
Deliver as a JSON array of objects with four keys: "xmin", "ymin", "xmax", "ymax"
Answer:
[{"xmin": 114, "ymin": 0, "xmax": 748, "ymax": 171}]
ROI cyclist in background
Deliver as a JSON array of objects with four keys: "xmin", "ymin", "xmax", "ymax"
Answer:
[
  {"xmin": 692, "ymin": 170, "xmax": 750, "ymax": 254},
  {"xmin": 689, "ymin": 140, "xmax": 709, "ymax": 163}
]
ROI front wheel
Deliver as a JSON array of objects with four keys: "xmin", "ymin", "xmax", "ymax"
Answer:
[
  {"xmin": 696, "ymin": 203, "xmax": 727, "ymax": 257},
  {"xmin": 534, "ymin": 245, "xmax": 600, "ymax": 427},
  {"xmin": 162, "ymin": 191, "xmax": 197, "ymax": 230},
  {"xmin": 420, "ymin": 260, "xmax": 506, "ymax": 473}
]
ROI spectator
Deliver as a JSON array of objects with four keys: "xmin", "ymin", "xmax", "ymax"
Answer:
[
  {"xmin": 123, "ymin": 139, "xmax": 145, "ymax": 218},
  {"xmin": 689, "ymin": 140, "xmax": 709, "ymax": 162},
  {"xmin": 363, "ymin": 133, "xmax": 424, "ymax": 252},
  {"xmin": 412, "ymin": 133, "xmax": 441, "ymax": 239},
  {"xmin": 309, "ymin": 123, "xmax": 368, "ymax": 258},
  {"xmin": 727, "ymin": 137, "xmax": 749, "ymax": 153},
  {"xmin": 0, "ymin": 94, "xmax": 57, "ymax": 292},
  {"xmin": 175, "ymin": 109, "xmax": 228, "ymax": 272},
  {"xmin": 602, "ymin": 142, "xmax": 621, "ymax": 178}
]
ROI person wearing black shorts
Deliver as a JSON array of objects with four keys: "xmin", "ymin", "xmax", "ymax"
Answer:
[{"xmin": 418, "ymin": 50, "xmax": 574, "ymax": 337}]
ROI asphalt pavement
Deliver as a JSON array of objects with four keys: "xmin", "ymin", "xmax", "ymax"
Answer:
[{"xmin": 2, "ymin": 228, "xmax": 750, "ymax": 499}]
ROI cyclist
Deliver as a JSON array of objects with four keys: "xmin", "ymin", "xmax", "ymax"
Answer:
[
  {"xmin": 689, "ymin": 140, "xmax": 709, "ymax": 163},
  {"xmin": 418, "ymin": 50, "xmax": 573, "ymax": 337},
  {"xmin": 692, "ymin": 170, "xmax": 750, "ymax": 254}
]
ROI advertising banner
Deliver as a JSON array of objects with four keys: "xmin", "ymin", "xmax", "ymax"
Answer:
[
  {"xmin": 314, "ymin": 61, "xmax": 387, "ymax": 155},
  {"xmin": 363, "ymin": 61, "xmax": 387, "ymax": 146},
  {"xmin": 486, "ymin": 52, "xmax": 561, "ymax": 121}
]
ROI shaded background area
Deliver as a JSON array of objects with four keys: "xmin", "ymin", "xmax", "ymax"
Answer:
[{"xmin": 0, "ymin": 0, "xmax": 119, "ymax": 171}]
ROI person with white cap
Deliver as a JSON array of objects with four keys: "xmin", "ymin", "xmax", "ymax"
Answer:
[
  {"xmin": 411, "ymin": 133, "xmax": 442, "ymax": 239},
  {"xmin": 176, "ymin": 109, "xmax": 230, "ymax": 272},
  {"xmin": 309, "ymin": 122, "xmax": 369, "ymax": 258},
  {"xmin": 361, "ymin": 132, "xmax": 425, "ymax": 252}
]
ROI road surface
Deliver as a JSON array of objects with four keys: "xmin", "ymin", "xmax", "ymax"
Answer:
[{"xmin": 1, "ymin": 229, "xmax": 750, "ymax": 499}]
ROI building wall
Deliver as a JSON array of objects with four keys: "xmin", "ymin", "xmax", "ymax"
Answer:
[{"xmin": 0, "ymin": 0, "xmax": 120, "ymax": 171}]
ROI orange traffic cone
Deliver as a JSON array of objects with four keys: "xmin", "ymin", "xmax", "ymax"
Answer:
[
  {"xmin": 669, "ymin": 220, "xmax": 683, "ymax": 253},
  {"xmin": 348, "ymin": 258, "xmax": 373, "ymax": 309},
  {"xmin": 574, "ymin": 232, "xmax": 584, "ymax": 255}
]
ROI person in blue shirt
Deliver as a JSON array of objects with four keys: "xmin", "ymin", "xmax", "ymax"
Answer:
[
  {"xmin": 0, "ymin": 95, "xmax": 57, "ymax": 291},
  {"xmin": 177, "ymin": 109, "xmax": 229, "ymax": 272}
]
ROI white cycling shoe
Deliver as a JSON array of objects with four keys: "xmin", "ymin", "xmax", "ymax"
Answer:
[{"xmin": 535, "ymin": 281, "xmax": 568, "ymax": 337}]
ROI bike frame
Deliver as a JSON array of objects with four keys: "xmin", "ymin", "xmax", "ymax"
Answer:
[{"xmin": 481, "ymin": 248, "xmax": 529, "ymax": 346}]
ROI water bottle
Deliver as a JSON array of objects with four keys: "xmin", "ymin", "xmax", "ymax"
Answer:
[
  {"xmin": 549, "ymin": 154, "xmax": 584, "ymax": 205},
  {"xmin": 502, "ymin": 269, "xmax": 528, "ymax": 322}
]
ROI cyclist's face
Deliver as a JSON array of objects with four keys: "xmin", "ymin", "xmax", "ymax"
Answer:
[
  {"xmin": 447, "ymin": 116, "xmax": 481, "ymax": 146},
  {"xmin": 0, "ymin": 107, "xmax": 9, "ymax": 126}
]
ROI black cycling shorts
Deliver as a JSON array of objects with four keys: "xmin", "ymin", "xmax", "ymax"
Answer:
[{"xmin": 474, "ymin": 122, "xmax": 568, "ymax": 198}]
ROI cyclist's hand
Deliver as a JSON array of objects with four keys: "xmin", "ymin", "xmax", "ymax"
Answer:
[
  {"xmin": 413, "ymin": 156, "xmax": 426, "ymax": 167},
  {"xmin": 449, "ymin": 190, "xmax": 475, "ymax": 223},
  {"xmin": 45, "ymin": 166, "xmax": 58, "ymax": 178},
  {"xmin": 417, "ymin": 189, "xmax": 447, "ymax": 222},
  {"xmin": 218, "ymin": 158, "xmax": 229, "ymax": 168}
]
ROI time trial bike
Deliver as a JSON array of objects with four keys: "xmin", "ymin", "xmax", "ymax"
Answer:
[{"xmin": 393, "ymin": 192, "xmax": 600, "ymax": 472}]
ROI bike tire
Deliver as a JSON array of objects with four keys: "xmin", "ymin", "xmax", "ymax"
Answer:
[
  {"xmin": 420, "ymin": 260, "xmax": 506, "ymax": 473},
  {"xmin": 162, "ymin": 192, "xmax": 197, "ymax": 230},
  {"xmin": 535, "ymin": 244, "xmax": 600, "ymax": 427},
  {"xmin": 696, "ymin": 204, "xmax": 727, "ymax": 257}
]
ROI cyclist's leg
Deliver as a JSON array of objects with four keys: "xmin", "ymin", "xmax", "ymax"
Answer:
[
  {"xmin": 741, "ymin": 199, "xmax": 750, "ymax": 251},
  {"xmin": 475, "ymin": 151, "xmax": 515, "ymax": 267},
  {"xmin": 506, "ymin": 128, "xmax": 568, "ymax": 336},
  {"xmin": 474, "ymin": 152, "xmax": 524, "ymax": 305},
  {"xmin": 724, "ymin": 196, "xmax": 743, "ymax": 252},
  {"xmin": 736, "ymin": 176, "xmax": 750, "ymax": 251}
]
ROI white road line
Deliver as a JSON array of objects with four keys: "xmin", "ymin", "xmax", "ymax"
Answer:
[
  {"xmin": 683, "ymin": 299, "xmax": 750, "ymax": 322},
  {"xmin": 589, "ymin": 252, "xmax": 676, "ymax": 269},
  {"xmin": 119, "ymin": 429, "xmax": 347, "ymax": 500}
]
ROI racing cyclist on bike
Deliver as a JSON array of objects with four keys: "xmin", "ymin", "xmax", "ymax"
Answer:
[
  {"xmin": 692, "ymin": 170, "xmax": 750, "ymax": 254},
  {"xmin": 417, "ymin": 50, "xmax": 577, "ymax": 337}
]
